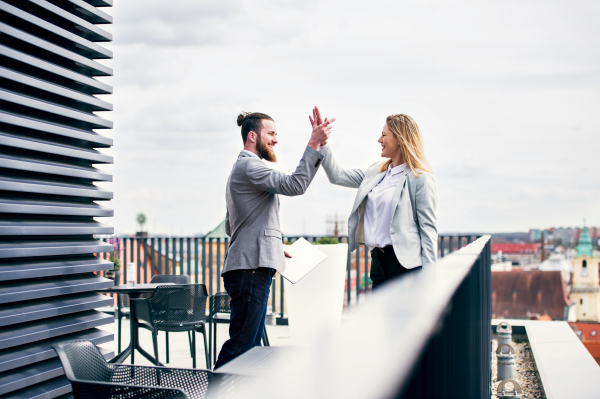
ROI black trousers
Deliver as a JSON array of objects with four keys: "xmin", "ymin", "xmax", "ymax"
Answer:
[
  {"xmin": 214, "ymin": 267, "xmax": 274, "ymax": 369},
  {"xmin": 370, "ymin": 246, "xmax": 421, "ymax": 290}
]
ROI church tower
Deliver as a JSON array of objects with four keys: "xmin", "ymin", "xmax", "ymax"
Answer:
[{"xmin": 571, "ymin": 228, "xmax": 599, "ymax": 321}]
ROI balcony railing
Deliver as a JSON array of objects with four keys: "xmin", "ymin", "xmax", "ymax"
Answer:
[
  {"xmin": 97, "ymin": 234, "xmax": 479, "ymax": 322},
  {"xmin": 213, "ymin": 235, "xmax": 493, "ymax": 398}
]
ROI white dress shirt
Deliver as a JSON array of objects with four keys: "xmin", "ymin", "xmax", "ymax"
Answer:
[{"xmin": 364, "ymin": 163, "xmax": 406, "ymax": 250}]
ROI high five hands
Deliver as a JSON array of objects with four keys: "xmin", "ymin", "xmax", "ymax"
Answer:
[{"xmin": 308, "ymin": 106, "xmax": 335, "ymax": 150}]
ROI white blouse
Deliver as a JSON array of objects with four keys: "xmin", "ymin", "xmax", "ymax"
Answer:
[{"xmin": 364, "ymin": 163, "xmax": 406, "ymax": 250}]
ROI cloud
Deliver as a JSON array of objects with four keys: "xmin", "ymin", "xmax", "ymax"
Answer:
[
  {"xmin": 113, "ymin": 0, "xmax": 316, "ymax": 47},
  {"xmin": 103, "ymin": 0, "xmax": 600, "ymax": 235}
]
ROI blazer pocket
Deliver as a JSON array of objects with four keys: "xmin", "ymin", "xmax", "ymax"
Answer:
[{"xmin": 264, "ymin": 230, "xmax": 282, "ymax": 239}]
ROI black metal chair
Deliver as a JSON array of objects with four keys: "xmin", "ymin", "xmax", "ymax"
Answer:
[
  {"xmin": 208, "ymin": 292, "xmax": 270, "ymax": 368},
  {"xmin": 132, "ymin": 284, "xmax": 209, "ymax": 368},
  {"xmin": 115, "ymin": 274, "xmax": 191, "ymax": 358},
  {"xmin": 149, "ymin": 274, "xmax": 191, "ymax": 363},
  {"xmin": 53, "ymin": 340, "xmax": 216, "ymax": 399}
]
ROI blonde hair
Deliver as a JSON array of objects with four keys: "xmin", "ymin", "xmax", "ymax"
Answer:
[{"xmin": 380, "ymin": 114, "xmax": 431, "ymax": 176}]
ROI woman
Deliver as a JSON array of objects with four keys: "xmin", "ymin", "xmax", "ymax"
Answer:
[{"xmin": 312, "ymin": 108, "xmax": 438, "ymax": 289}]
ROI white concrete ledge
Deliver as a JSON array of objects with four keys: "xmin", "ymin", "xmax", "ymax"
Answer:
[{"xmin": 493, "ymin": 319, "xmax": 600, "ymax": 399}]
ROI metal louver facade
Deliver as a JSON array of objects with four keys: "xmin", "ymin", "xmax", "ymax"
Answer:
[{"xmin": 0, "ymin": 0, "xmax": 115, "ymax": 397}]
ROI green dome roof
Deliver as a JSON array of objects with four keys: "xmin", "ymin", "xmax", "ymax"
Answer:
[{"xmin": 577, "ymin": 228, "xmax": 593, "ymax": 257}]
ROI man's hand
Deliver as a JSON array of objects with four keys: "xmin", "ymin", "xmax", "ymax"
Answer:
[
  {"xmin": 308, "ymin": 106, "xmax": 335, "ymax": 150},
  {"xmin": 284, "ymin": 250, "xmax": 292, "ymax": 258}
]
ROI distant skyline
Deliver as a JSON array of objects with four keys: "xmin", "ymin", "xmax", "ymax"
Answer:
[{"xmin": 96, "ymin": 0, "xmax": 600, "ymax": 236}]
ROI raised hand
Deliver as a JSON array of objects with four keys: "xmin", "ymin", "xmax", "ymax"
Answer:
[{"xmin": 308, "ymin": 106, "xmax": 335, "ymax": 149}]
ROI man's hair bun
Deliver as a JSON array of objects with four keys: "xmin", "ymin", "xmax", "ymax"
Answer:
[{"xmin": 237, "ymin": 112, "xmax": 252, "ymax": 127}]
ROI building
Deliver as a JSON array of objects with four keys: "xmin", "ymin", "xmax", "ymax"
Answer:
[
  {"xmin": 529, "ymin": 229, "xmax": 547, "ymax": 243},
  {"xmin": 492, "ymin": 270, "xmax": 574, "ymax": 320},
  {"xmin": 570, "ymin": 322, "xmax": 600, "ymax": 365},
  {"xmin": 529, "ymin": 229, "xmax": 541, "ymax": 243},
  {"xmin": 570, "ymin": 228, "xmax": 600, "ymax": 321},
  {"xmin": 550, "ymin": 227, "xmax": 580, "ymax": 246},
  {"xmin": 490, "ymin": 243, "xmax": 541, "ymax": 266},
  {"xmin": 204, "ymin": 219, "xmax": 229, "ymax": 239},
  {"xmin": 539, "ymin": 253, "xmax": 573, "ymax": 283}
]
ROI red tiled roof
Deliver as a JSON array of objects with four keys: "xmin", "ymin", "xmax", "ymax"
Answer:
[
  {"xmin": 582, "ymin": 342, "xmax": 600, "ymax": 365},
  {"xmin": 570, "ymin": 322, "xmax": 600, "ymax": 342},
  {"xmin": 492, "ymin": 270, "xmax": 571, "ymax": 320},
  {"xmin": 491, "ymin": 244, "xmax": 540, "ymax": 254}
]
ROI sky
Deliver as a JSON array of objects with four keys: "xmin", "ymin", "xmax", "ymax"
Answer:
[{"xmin": 94, "ymin": 0, "xmax": 600, "ymax": 236}]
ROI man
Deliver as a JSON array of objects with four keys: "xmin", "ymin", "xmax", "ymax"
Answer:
[{"xmin": 214, "ymin": 109, "xmax": 333, "ymax": 369}]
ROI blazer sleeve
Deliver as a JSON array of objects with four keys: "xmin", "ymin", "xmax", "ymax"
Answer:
[
  {"xmin": 245, "ymin": 146, "xmax": 324, "ymax": 196},
  {"xmin": 225, "ymin": 208, "xmax": 231, "ymax": 237},
  {"xmin": 415, "ymin": 172, "xmax": 438, "ymax": 268},
  {"xmin": 320, "ymin": 145, "xmax": 366, "ymax": 189}
]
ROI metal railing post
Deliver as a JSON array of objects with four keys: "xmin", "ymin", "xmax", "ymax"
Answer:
[
  {"xmin": 280, "ymin": 273, "xmax": 285, "ymax": 319},
  {"xmin": 208, "ymin": 238, "xmax": 213, "ymax": 295},
  {"xmin": 364, "ymin": 243, "xmax": 370, "ymax": 294},
  {"xmin": 346, "ymin": 239, "xmax": 351, "ymax": 306},
  {"xmin": 123, "ymin": 237, "xmax": 128, "ymax": 283},
  {"xmin": 194, "ymin": 237, "xmax": 199, "ymax": 284},
  {"xmin": 158, "ymin": 237, "xmax": 163, "ymax": 275},
  {"xmin": 138, "ymin": 238, "xmax": 143, "ymax": 283},
  {"xmin": 202, "ymin": 238, "xmax": 206, "ymax": 285},
  {"xmin": 187, "ymin": 237, "xmax": 191, "ymax": 278},
  {"xmin": 355, "ymin": 245, "xmax": 361, "ymax": 305},
  {"xmin": 216, "ymin": 238, "xmax": 221, "ymax": 292},
  {"xmin": 179, "ymin": 237, "xmax": 184, "ymax": 275}
]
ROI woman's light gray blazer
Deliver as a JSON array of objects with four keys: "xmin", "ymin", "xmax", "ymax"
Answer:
[{"xmin": 321, "ymin": 145, "xmax": 438, "ymax": 269}]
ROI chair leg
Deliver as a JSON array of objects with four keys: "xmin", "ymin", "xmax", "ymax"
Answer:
[
  {"xmin": 207, "ymin": 320, "xmax": 212, "ymax": 368},
  {"xmin": 117, "ymin": 314, "xmax": 122, "ymax": 353},
  {"xmin": 202, "ymin": 328, "xmax": 209, "ymax": 369},
  {"xmin": 262, "ymin": 326, "xmax": 270, "ymax": 347},
  {"xmin": 188, "ymin": 331, "xmax": 194, "ymax": 357},
  {"xmin": 165, "ymin": 331, "xmax": 169, "ymax": 364},
  {"xmin": 192, "ymin": 330, "xmax": 196, "ymax": 369},
  {"xmin": 131, "ymin": 318, "xmax": 135, "ymax": 364},
  {"xmin": 152, "ymin": 328, "xmax": 160, "ymax": 366},
  {"xmin": 212, "ymin": 323, "xmax": 217, "ymax": 366}
]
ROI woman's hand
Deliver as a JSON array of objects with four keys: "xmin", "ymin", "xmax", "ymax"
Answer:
[{"xmin": 309, "ymin": 106, "xmax": 335, "ymax": 147}]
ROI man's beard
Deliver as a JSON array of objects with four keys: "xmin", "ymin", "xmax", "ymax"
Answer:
[{"xmin": 257, "ymin": 135, "xmax": 277, "ymax": 162}]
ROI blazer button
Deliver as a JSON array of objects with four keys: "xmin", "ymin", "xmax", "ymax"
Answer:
[{"xmin": 390, "ymin": 230, "xmax": 394, "ymax": 235}]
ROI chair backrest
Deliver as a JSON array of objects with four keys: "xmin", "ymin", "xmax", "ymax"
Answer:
[
  {"xmin": 53, "ymin": 340, "xmax": 115, "ymax": 383},
  {"xmin": 148, "ymin": 284, "xmax": 208, "ymax": 328},
  {"xmin": 209, "ymin": 292, "xmax": 231, "ymax": 317},
  {"xmin": 150, "ymin": 274, "xmax": 190, "ymax": 284}
]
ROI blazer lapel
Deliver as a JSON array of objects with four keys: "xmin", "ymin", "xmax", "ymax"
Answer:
[
  {"xmin": 390, "ymin": 168, "xmax": 412, "ymax": 221},
  {"xmin": 351, "ymin": 170, "xmax": 386, "ymax": 214}
]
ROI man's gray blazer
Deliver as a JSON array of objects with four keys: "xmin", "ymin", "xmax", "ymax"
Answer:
[
  {"xmin": 222, "ymin": 147, "xmax": 324, "ymax": 275},
  {"xmin": 320, "ymin": 145, "xmax": 438, "ymax": 269}
]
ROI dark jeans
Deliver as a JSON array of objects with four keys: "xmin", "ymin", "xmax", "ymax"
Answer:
[
  {"xmin": 370, "ymin": 246, "xmax": 421, "ymax": 290},
  {"xmin": 214, "ymin": 267, "xmax": 273, "ymax": 370}
]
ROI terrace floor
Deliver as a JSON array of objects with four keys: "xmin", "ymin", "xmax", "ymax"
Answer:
[{"xmin": 97, "ymin": 315, "xmax": 292, "ymax": 370}]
